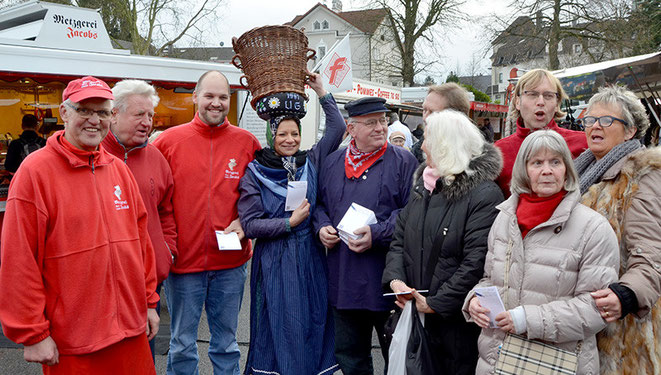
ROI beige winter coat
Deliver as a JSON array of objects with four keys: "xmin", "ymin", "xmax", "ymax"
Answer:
[
  {"xmin": 581, "ymin": 147, "xmax": 661, "ymax": 375},
  {"xmin": 462, "ymin": 189, "xmax": 619, "ymax": 375}
]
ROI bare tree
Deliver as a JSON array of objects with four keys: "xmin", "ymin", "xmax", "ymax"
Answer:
[
  {"xmin": 75, "ymin": 0, "xmax": 223, "ymax": 56},
  {"xmin": 493, "ymin": 0, "xmax": 648, "ymax": 70},
  {"xmin": 367, "ymin": 0, "xmax": 465, "ymax": 86}
]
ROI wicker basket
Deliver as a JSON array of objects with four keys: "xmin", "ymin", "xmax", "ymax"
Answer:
[{"xmin": 232, "ymin": 25, "xmax": 316, "ymax": 109}]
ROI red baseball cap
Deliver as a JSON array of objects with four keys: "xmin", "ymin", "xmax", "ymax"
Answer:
[{"xmin": 62, "ymin": 76, "xmax": 114, "ymax": 102}]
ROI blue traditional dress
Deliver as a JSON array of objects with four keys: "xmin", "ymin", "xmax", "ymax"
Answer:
[{"xmin": 238, "ymin": 95, "xmax": 345, "ymax": 375}]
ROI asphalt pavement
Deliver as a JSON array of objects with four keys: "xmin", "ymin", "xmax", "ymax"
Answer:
[{"xmin": 0, "ymin": 260, "xmax": 385, "ymax": 374}]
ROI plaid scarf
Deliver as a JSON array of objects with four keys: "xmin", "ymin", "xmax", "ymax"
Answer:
[
  {"xmin": 344, "ymin": 139, "xmax": 387, "ymax": 179},
  {"xmin": 282, "ymin": 156, "xmax": 297, "ymax": 182}
]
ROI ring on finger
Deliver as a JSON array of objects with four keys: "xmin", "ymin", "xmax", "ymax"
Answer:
[{"xmin": 605, "ymin": 311, "xmax": 610, "ymax": 317}]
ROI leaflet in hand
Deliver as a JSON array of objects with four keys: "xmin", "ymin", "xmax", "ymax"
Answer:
[
  {"xmin": 215, "ymin": 231, "xmax": 242, "ymax": 251},
  {"xmin": 474, "ymin": 286, "xmax": 505, "ymax": 328},
  {"xmin": 285, "ymin": 181, "xmax": 307, "ymax": 211},
  {"xmin": 336, "ymin": 202, "xmax": 377, "ymax": 245}
]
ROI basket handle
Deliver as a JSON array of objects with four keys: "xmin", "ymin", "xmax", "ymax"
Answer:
[
  {"xmin": 231, "ymin": 54, "xmax": 243, "ymax": 70},
  {"xmin": 306, "ymin": 48, "xmax": 316, "ymax": 62},
  {"xmin": 239, "ymin": 75, "xmax": 251, "ymax": 90}
]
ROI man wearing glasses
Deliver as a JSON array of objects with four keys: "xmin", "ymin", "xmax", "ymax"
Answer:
[
  {"xmin": 495, "ymin": 69, "xmax": 587, "ymax": 196},
  {"xmin": 314, "ymin": 97, "xmax": 418, "ymax": 374},
  {"xmin": 0, "ymin": 76, "xmax": 159, "ymax": 374}
]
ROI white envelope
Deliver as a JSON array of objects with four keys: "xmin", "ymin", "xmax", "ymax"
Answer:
[
  {"xmin": 215, "ymin": 231, "xmax": 242, "ymax": 251},
  {"xmin": 285, "ymin": 181, "xmax": 308, "ymax": 211},
  {"xmin": 474, "ymin": 286, "xmax": 506, "ymax": 328},
  {"xmin": 337, "ymin": 203, "xmax": 377, "ymax": 245}
]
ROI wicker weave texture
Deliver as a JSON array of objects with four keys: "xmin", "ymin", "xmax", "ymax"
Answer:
[{"xmin": 232, "ymin": 25, "xmax": 316, "ymax": 108}]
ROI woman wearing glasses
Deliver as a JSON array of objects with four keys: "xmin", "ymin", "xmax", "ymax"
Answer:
[{"xmin": 574, "ymin": 85, "xmax": 661, "ymax": 374}]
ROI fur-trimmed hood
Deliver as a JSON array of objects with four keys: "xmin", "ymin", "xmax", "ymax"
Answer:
[{"xmin": 413, "ymin": 142, "xmax": 503, "ymax": 201}]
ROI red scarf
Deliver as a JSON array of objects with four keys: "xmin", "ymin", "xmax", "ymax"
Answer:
[
  {"xmin": 344, "ymin": 140, "xmax": 387, "ymax": 179},
  {"xmin": 516, "ymin": 190, "xmax": 565, "ymax": 238}
]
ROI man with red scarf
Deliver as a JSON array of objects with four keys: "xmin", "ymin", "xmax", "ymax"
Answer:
[
  {"xmin": 495, "ymin": 69, "xmax": 587, "ymax": 197},
  {"xmin": 314, "ymin": 97, "xmax": 418, "ymax": 375}
]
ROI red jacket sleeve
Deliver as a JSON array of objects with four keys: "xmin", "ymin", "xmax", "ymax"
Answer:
[
  {"xmin": 0, "ymin": 184, "xmax": 52, "ymax": 346},
  {"xmin": 158, "ymin": 165, "xmax": 178, "ymax": 261}
]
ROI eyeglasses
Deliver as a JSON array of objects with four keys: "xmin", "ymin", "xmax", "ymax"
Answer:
[
  {"xmin": 522, "ymin": 90, "xmax": 559, "ymax": 101},
  {"xmin": 66, "ymin": 102, "xmax": 111, "ymax": 120},
  {"xmin": 583, "ymin": 115, "xmax": 628, "ymax": 128},
  {"xmin": 351, "ymin": 117, "xmax": 388, "ymax": 128}
]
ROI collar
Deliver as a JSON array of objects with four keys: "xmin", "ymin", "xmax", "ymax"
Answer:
[
  {"xmin": 49, "ymin": 130, "xmax": 114, "ymax": 169},
  {"xmin": 189, "ymin": 112, "xmax": 230, "ymax": 135},
  {"xmin": 515, "ymin": 117, "xmax": 559, "ymax": 138},
  {"xmin": 498, "ymin": 189, "xmax": 581, "ymax": 228}
]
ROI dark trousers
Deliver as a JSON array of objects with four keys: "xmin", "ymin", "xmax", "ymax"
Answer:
[
  {"xmin": 332, "ymin": 307, "xmax": 391, "ymax": 375},
  {"xmin": 148, "ymin": 283, "xmax": 162, "ymax": 363}
]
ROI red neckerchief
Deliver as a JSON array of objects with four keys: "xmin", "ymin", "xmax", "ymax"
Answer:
[
  {"xmin": 516, "ymin": 190, "xmax": 566, "ymax": 238},
  {"xmin": 344, "ymin": 139, "xmax": 387, "ymax": 179}
]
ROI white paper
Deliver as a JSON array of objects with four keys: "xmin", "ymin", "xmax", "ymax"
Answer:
[
  {"xmin": 337, "ymin": 203, "xmax": 377, "ymax": 245},
  {"xmin": 383, "ymin": 290, "xmax": 429, "ymax": 297},
  {"xmin": 215, "ymin": 231, "xmax": 242, "ymax": 251},
  {"xmin": 474, "ymin": 286, "xmax": 506, "ymax": 328},
  {"xmin": 285, "ymin": 181, "xmax": 308, "ymax": 211}
]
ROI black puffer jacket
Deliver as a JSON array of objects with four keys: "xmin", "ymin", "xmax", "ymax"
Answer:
[{"xmin": 382, "ymin": 143, "xmax": 504, "ymax": 374}]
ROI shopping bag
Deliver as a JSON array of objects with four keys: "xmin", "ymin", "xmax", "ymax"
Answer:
[
  {"xmin": 387, "ymin": 300, "xmax": 413, "ymax": 375},
  {"xmin": 495, "ymin": 333, "xmax": 579, "ymax": 375},
  {"xmin": 405, "ymin": 303, "xmax": 438, "ymax": 375}
]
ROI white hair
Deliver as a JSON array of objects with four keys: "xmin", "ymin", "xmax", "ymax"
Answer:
[
  {"xmin": 424, "ymin": 110, "xmax": 485, "ymax": 184},
  {"xmin": 112, "ymin": 80, "xmax": 159, "ymax": 113}
]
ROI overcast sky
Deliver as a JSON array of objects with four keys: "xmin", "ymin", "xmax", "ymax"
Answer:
[{"xmin": 209, "ymin": 0, "xmax": 512, "ymax": 83}]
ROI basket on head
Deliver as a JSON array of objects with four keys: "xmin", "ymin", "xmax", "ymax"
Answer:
[{"xmin": 232, "ymin": 25, "xmax": 316, "ymax": 109}]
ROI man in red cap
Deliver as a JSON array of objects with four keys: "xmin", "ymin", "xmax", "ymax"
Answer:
[{"xmin": 0, "ymin": 76, "xmax": 159, "ymax": 374}]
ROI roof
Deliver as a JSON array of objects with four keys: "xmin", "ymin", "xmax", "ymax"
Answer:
[
  {"xmin": 286, "ymin": 3, "xmax": 387, "ymax": 35},
  {"xmin": 458, "ymin": 74, "xmax": 491, "ymax": 93},
  {"xmin": 165, "ymin": 47, "xmax": 235, "ymax": 63}
]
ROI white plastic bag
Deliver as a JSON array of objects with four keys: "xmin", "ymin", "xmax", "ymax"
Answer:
[{"xmin": 387, "ymin": 300, "xmax": 413, "ymax": 375}]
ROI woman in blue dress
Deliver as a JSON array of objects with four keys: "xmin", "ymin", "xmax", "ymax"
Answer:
[{"xmin": 238, "ymin": 73, "xmax": 345, "ymax": 375}]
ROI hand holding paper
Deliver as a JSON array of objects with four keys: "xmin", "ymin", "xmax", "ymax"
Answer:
[
  {"xmin": 473, "ymin": 286, "xmax": 505, "ymax": 328},
  {"xmin": 215, "ymin": 231, "xmax": 242, "ymax": 251},
  {"xmin": 337, "ymin": 203, "xmax": 377, "ymax": 246},
  {"xmin": 285, "ymin": 181, "xmax": 308, "ymax": 211}
]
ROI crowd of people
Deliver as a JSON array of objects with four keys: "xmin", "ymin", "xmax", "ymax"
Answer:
[{"xmin": 0, "ymin": 66, "xmax": 658, "ymax": 375}]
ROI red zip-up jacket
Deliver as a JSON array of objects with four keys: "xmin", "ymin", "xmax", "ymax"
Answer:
[
  {"xmin": 102, "ymin": 133, "xmax": 177, "ymax": 284},
  {"xmin": 153, "ymin": 114, "xmax": 261, "ymax": 273},
  {"xmin": 495, "ymin": 118, "xmax": 587, "ymax": 197},
  {"xmin": 0, "ymin": 131, "xmax": 158, "ymax": 355}
]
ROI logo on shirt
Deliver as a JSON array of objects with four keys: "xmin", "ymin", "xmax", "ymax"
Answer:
[
  {"xmin": 225, "ymin": 158, "xmax": 240, "ymax": 179},
  {"xmin": 113, "ymin": 185, "xmax": 129, "ymax": 210}
]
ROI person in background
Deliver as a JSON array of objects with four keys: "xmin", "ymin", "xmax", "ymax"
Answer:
[
  {"xmin": 465, "ymin": 130, "xmax": 619, "ymax": 374},
  {"xmin": 0, "ymin": 76, "xmax": 159, "ymax": 374},
  {"xmin": 238, "ymin": 72, "xmax": 343, "ymax": 375},
  {"xmin": 153, "ymin": 71, "xmax": 261, "ymax": 375},
  {"xmin": 574, "ymin": 85, "xmax": 661, "ymax": 374},
  {"xmin": 383, "ymin": 110, "xmax": 503, "ymax": 374},
  {"xmin": 314, "ymin": 97, "xmax": 418, "ymax": 375},
  {"xmin": 479, "ymin": 118, "xmax": 495, "ymax": 143},
  {"xmin": 410, "ymin": 83, "xmax": 471, "ymax": 163},
  {"xmin": 387, "ymin": 112, "xmax": 413, "ymax": 149},
  {"xmin": 4, "ymin": 114, "xmax": 46, "ymax": 173},
  {"xmin": 495, "ymin": 69, "xmax": 587, "ymax": 197},
  {"xmin": 103, "ymin": 79, "xmax": 177, "ymax": 363},
  {"xmin": 388, "ymin": 131, "xmax": 407, "ymax": 149}
]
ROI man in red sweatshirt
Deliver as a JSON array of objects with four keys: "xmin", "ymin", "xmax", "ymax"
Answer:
[
  {"xmin": 0, "ymin": 76, "xmax": 159, "ymax": 374},
  {"xmin": 102, "ymin": 79, "xmax": 177, "ymax": 362},
  {"xmin": 495, "ymin": 69, "xmax": 587, "ymax": 196},
  {"xmin": 153, "ymin": 70, "xmax": 261, "ymax": 374}
]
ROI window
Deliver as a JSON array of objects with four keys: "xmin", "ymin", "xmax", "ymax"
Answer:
[
  {"xmin": 381, "ymin": 35, "xmax": 385, "ymax": 41},
  {"xmin": 322, "ymin": 20, "xmax": 329, "ymax": 29},
  {"xmin": 573, "ymin": 44, "xmax": 582, "ymax": 54},
  {"xmin": 313, "ymin": 21, "xmax": 320, "ymax": 30},
  {"xmin": 318, "ymin": 46, "xmax": 326, "ymax": 60},
  {"xmin": 499, "ymin": 73, "xmax": 503, "ymax": 83}
]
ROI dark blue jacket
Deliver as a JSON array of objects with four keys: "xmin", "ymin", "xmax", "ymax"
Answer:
[{"xmin": 314, "ymin": 145, "xmax": 418, "ymax": 311}]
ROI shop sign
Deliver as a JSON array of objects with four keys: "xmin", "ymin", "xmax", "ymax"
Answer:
[
  {"xmin": 35, "ymin": 5, "xmax": 114, "ymax": 53},
  {"xmin": 337, "ymin": 80, "xmax": 402, "ymax": 104}
]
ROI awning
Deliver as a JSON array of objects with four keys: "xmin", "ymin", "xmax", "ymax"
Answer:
[
  {"xmin": 470, "ymin": 101, "xmax": 508, "ymax": 114},
  {"xmin": 552, "ymin": 52, "xmax": 661, "ymax": 100}
]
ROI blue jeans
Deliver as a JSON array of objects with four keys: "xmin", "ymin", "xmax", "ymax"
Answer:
[{"xmin": 165, "ymin": 265, "xmax": 247, "ymax": 375}]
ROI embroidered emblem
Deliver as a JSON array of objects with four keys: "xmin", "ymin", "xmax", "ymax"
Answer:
[{"xmin": 113, "ymin": 185, "xmax": 129, "ymax": 210}]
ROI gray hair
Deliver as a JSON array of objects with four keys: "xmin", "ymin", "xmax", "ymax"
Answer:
[
  {"xmin": 510, "ymin": 130, "xmax": 579, "ymax": 195},
  {"xmin": 424, "ymin": 110, "xmax": 485, "ymax": 184},
  {"xmin": 587, "ymin": 85, "xmax": 649, "ymax": 140},
  {"xmin": 112, "ymin": 80, "xmax": 159, "ymax": 113}
]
